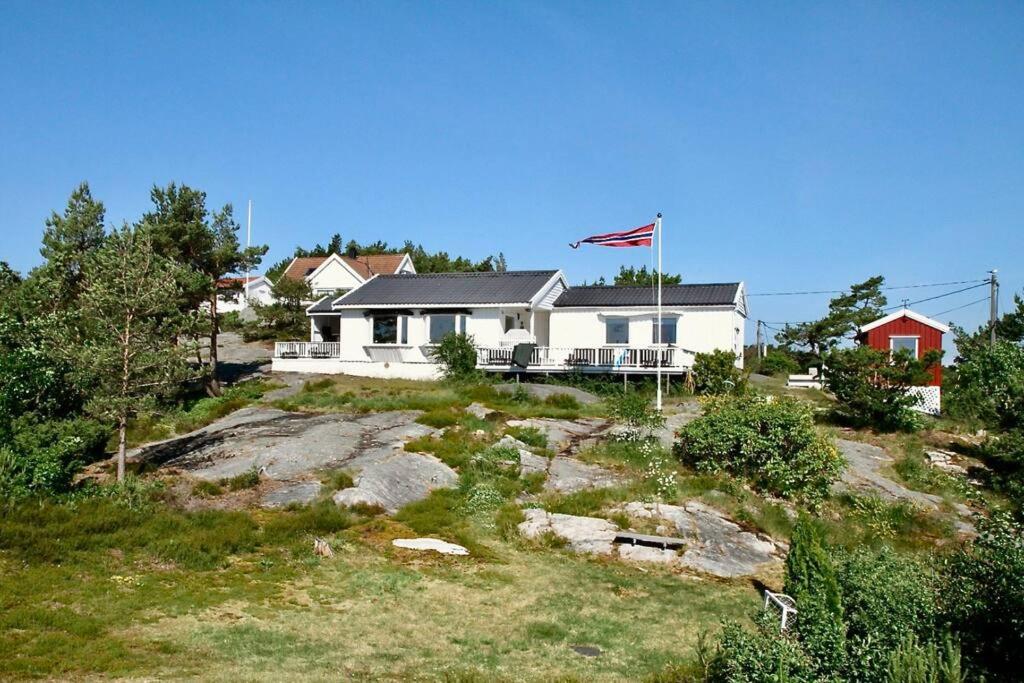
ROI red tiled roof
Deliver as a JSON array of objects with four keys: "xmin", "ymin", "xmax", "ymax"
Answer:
[
  {"xmin": 281, "ymin": 256, "xmax": 329, "ymax": 280},
  {"xmin": 283, "ymin": 253, "xmax": 408, "ymax": 281},
  {"xmin": 216, "ymin": 276, "xmax": 264, "ymax": 289}
]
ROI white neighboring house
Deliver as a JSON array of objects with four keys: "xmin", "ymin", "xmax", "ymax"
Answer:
[
  {"xmin": 272, "ymin": 270, "xmax": 747, "ymax": 380},
  {"xmin": 280, "ymin": 252, "xmax": 416, "ymax": 301},
  {"xmin": 215, "ymin": 275, "xmax": 275, "ymax": 313}
]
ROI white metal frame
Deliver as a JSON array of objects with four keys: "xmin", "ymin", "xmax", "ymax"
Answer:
[{"xmin": 764, "ymin": 590, "xmax": 798, "ymax": 632}]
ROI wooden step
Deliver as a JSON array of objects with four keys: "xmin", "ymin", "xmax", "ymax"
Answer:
[{"xmin": 613, "ymin": 532, "xmax": 687, "ymax": 550}]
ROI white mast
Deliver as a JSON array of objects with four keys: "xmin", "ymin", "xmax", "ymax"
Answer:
[
  {"xmin": 655, "ymin": 212, "xmax": 663, "ymax": 412},
  {"xmin": 245, "ymin": 199, "xmax": 253, "ymax": 308}
]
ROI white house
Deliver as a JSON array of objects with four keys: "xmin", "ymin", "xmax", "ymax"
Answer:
[
  {"xmin": 215, "ymin": 275, "xmax": 275, "ymax": 313},
  {"xmin": 272, "ymin": 270, "xmax": 747, "ymax": 380},
  {"xmin": 281, "ymin": 252, "xmax": 415, "ymax": 300}
]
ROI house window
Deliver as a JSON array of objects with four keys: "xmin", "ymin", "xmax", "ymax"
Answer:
[
  {"xmin": 504, "ymin": 315, "xmax": 515, "ymax": 333},
  {"xmin": 373, "ymin": 315, "xmax": 398, "ymax": 344},
  {"xmin": 890, "ymin": 336, "xmax": 918, "ymax": 357},
  {"xmin": 429, "ymin": 315, "xmax": 457, "ymax": 343},
  {"xmin": 652, "ymin": 318, "xmax": 677, "ymax": 344},
  {"xmin": 605, "ymin": 317, "xmax": 629, "ymax": 345}
]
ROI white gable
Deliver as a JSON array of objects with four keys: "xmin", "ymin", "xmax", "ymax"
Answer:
[
  {"xmin": 859, "ymin": 308, "xmax": 950, "ymax": 334},
  {"xmin": 307, "ymin": 254, "xmax": 365, "ymax": 295}
]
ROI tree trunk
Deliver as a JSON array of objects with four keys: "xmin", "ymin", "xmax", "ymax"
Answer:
[
  {"xmin": 206, "ymin": 292, "xmax": 222, "ymax": 397},
  {"xmin": 117, "ymin": 416, "xmax": 127, "ymax": 482}
]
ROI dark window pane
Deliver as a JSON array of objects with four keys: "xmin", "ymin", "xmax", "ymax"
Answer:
[
  {"xmin": 429, "ymin": 315, "xmax": 456, "ymax": 343},
  {"xmin": 373, "ymin": 315, "xmax": 398, "ymax": 344},
  {"xmin": 652, "ymin": 318, "xmax": 677, "ymax": 344},
  {"xmin": 605, "ymin": 317, "xmax": 629, "ymax": 344}
]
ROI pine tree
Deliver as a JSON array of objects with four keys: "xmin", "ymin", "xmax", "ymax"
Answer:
[
  {"xmin": 76, "ymin": 226, "xmax": 199, "ymax": 481},
  {"xmin": 39, "ymin": 182, "xmax": 107, "ymax": 306}
]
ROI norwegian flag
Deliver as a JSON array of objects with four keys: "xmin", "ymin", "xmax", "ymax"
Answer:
[{"xmin": 569, "ymin": 222, "xmax": 655, "ymax": 249}]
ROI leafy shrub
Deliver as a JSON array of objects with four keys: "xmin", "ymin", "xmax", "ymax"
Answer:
[
  {"xmin": 610, "ymin": 391, "xmax": 666, "ymax": 441},
  {"xmin": 675, "ymin": 396, "xmax": 843, "ymax": 504},
  {"xmin": 977, "ymin": 430, "xmax": 1024, "ymax": 509},
  {"xmin": 543, "ymin": 392, "xmax": 581, "ymax": 410},
  {"xmin": 837, "ymin": 546, "xmax": 938, "ymax": 680},
  {"xmin": 0, "ymin": 417, "xmax": 110, "ymax": 498},
  {"xmin": 416, "ymin": 408, "xmax": 462, "ymax": 428},
  {"xmin": 885, "ymin": 633, "xmax": 966, "ymax": 683},
  {"xmin": 946, "ymin": 336, "xmax": 1024, "ymax": 429},
  {"xmin": 757, "ymin": 350, "xmax": 801, "ymax": 377},
  {"xmin": 824, "ymin": 345, "xmax": 940, "ymax": 432},
  {"xmin": 708, "ymin": 613, "xmax": 815, "ymax": 682},
  {"xmin": 940, "ymin": 512, "xmax": 1024, "ymax": 680},
  {"xmin": 692, "ymin": 349, "xmax": 744, "ymax": 395},
  {"xmin": 432, "ymin": 332, "xmax": 479, "ymax": 381},
  {"xmin": 324, "ymin": 469, "xmax": 354, "ymax": 491}
]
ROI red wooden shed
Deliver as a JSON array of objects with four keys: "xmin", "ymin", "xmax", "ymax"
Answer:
[{"xmin": 856, "ymin": 308, "xmax": 949, "ymax": 386}]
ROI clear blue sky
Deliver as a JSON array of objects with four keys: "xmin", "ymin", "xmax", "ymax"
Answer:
[{"xmin": 2, "ymin": 1, "xmax": 1021, "ymax": 343}]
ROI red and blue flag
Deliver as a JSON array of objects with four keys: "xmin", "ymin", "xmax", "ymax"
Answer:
[{"xmin": 569, "ymin": 222, "xmax": 655, "ymax": 249}]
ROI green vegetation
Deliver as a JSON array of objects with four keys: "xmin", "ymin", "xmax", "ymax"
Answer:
[
  {"xmin": 692, "ymin": 349, "xmax": 745, "ymax": 395},
  {"xmin": 432, "ymin": 332, "xmax": 480, "ymax": 381},
  {"xmin": 676, "ymin": 395, "xmax": 844, "ymax": 505},
  {"xmin": 824, "ymin": 344, "xmax": 942, "ymax": 432}
]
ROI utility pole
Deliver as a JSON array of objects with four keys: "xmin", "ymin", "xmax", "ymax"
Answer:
[
  {"xmin": 989, "ymin": 269, "xmax": 999, "ymax": 347},
  {"xmin": 756, "ymin": 321, "xmax": 763, "ymax": 361}
]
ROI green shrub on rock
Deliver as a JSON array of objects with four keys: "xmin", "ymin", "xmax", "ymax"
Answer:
[
  {"xmin": 675, "ymin": 396, "xmax": 843, "ymax": 505},
  {"xmin": 432, "ymin": 332, "xmax": 479, "ymax": 381}
]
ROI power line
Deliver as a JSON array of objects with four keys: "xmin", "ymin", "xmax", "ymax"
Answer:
[
  {"xmin": 928, "ymin": 296, "xmax": 990, "ymax": 318},
  {"xmin": 748, "ymin": 278, "xmax": 987, "ymax": 297}
]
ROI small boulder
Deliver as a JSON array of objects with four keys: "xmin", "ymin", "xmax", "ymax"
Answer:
[{"xmin": 392, "ymin": 538, "xmax": 469, "ymax": 556}]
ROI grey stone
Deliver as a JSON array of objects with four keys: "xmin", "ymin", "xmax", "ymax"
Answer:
[
  {"xmin": 544, "ymin": 457, "xmax": 622, "ymax": 494},
  {"xmin": 835, "ymin": 439, "xmax": 944, "ymax": 510},
  {"xmin": 653, "ymin": 402, "xmax": 703, "ymax": 449},
  {"xmin": 333, "ymin": 452, "xmax": 457, "ymax": 514},
  {"xmin": 518, "ymin": 508, "xmax": 618, "ymax": 554},
  {"xmin": 261, "ymin": 481, "xmax": 323, "ymax": 508},
  {"xmin": 494, "ymin": 435, "xmax": 550, "ymax": 476},
  {"xmin": 466, "ymin": 402, "xmax": 494, "ymax": 419},
  {"xmin": 505, "ymin": 417, "xmax": 607, "ymax": 453},
  {"xmin": 618, "ymin": 501, "xmax": 785, "ymax": 578}
]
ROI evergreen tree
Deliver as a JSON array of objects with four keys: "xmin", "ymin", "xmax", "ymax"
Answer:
[
  {"xmin": 76, "ymin": 225, "xmax": 199, "ymax": 481},
  {"xmin": 39, "ymin": 182, "xmax": 107, "ymax": 306},
  {"xmin": 777, "ymin": 276, "xmax": 888, "ymax": 361}
]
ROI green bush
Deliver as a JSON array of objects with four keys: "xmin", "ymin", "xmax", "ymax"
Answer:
[
  {"xmin": 940, "ymin": 512, "xmax": 1024, "ymax": 680},
  {"xmin": 0, "ymin": 417, "xmax": 110, "ymax": 498},
  {"xmin": 692, "ymin": 349, "xmax": 744, "ymax": 395},
  {"xmin": 432, "ymin": 332, "xmax": 479, "ymax": 381},
  {"xmin": 885, "ymin": 633, "xmax": 966, "ymax": 683},
  {"xmin": 222, "ymin": 468, "xmax": 261, "ymax": 491},
  {"xmin": 824, "ymin": 345, "xmax": 940, "ymax": 432},
  {"xmin": 757, "ymin": 350, "xmax": 801, "ymax": 377},
  {"xmin": 708, "ymin": 613, "xmax": 815, "ymax": 682},
  {"xmin": 675, "ymin": 396, "xmax": 843, "ymax": 504},
  {"xmin": 192, "ymin": 480, "xmax": 224, "ymax": 497},
  {"xmin": 946, "ymin": 336, "xmax": 1024, "ymax": 429},
  {"xmin": 610, "ymin": 391, "xmax": 666, "ymax": 441},
  {"xmin": 505, "ymin": 425, "xmax": 548, "ymax": 449}
]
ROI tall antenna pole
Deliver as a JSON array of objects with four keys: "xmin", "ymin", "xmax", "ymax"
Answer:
[
  {"xmin": 989, "ymin": 268, "xmax": 999, "ymax": 348},
  {"xmin": 656, "ymin": 212, "xmax": 663, "ymax": 412},
  {"xmin": 245, "ymin": 199, "xmax": 253, "ymax": 308}
]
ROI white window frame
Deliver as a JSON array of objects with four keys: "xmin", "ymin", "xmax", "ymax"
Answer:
[
  {"xmin": 652, "ymin": 317, "xmax": 678, "ymax": 345},
  {"xmin": 889, "ymin": 335, "xmax": 919, "ymax": 357},
  {"xmin": 371, "ymin": 314, "xmax": 408, "ymax": 346},
  {"xmin": 605, "ymin": 316, "xmax": 630, "ymax": 345}
]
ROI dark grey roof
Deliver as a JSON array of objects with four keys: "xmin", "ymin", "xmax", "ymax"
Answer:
[
  {"xmin": 554, "ymin": 283, "xmax": 741, "ymax": 308},
  {"xmin": 307, "ymin": 295, "xmax": 335, "ymax": 313},
  {"xmin": 332, "ymin": 271, "xmax": 559, "ymax": 307}
]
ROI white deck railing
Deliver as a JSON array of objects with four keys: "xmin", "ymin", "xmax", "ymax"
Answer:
[
  {"xmin": 476, "ymin": 346, "xmax": 691, "ymax": 371},
  {"xmin": 274, "ymin": 341, "xmax": 341, "ymax": 359}
]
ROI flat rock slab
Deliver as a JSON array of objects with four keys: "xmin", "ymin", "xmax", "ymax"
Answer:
[
  {"xmin": 131, "ymin": 406, "xmax": 436, "ymax": 486},
  {"xmin": 494, "ymin": 383, "xmax": 601, "ymax": 405},
  {"xmin": 261, "ymin": 481, "xmax": 323, "ymax": 508},
  {"xmin": 505, "ymin": 417, "xmax": 607, "ymax": 453},
  {"xmin": 494, "ymin": 435, "xmax": 550, "ymax": 476},
  {"xmin": 544, "ymin": 457, "xmax": 623, "ymax": 494},
  {"xmin": 835, "ymin": 439, "xmax": 943, "ymax": 510},
  {"xmin": 519, "ymin": 502, "xmax": 785, "ymax": 579},
  {"xmin": 392, "ymin": 538, "xmax": 469, "ymax": 556},
  {"xmin": 618, "ymin": 501, "xmax": 785, "ymax": 578},
  {"xmin": 333, "ymin": 452, "xmax": 457, "ymax": 514}
]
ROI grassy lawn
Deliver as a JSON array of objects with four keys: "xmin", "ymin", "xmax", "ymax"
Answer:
[{"xmin": 0, "ymin": 495, "xmax": 755, "ymax": 681}]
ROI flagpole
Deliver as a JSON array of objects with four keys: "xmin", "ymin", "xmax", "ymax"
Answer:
[{"xmin": 656, "ymin": 212, "xmax": 663, "ymax": 412}]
